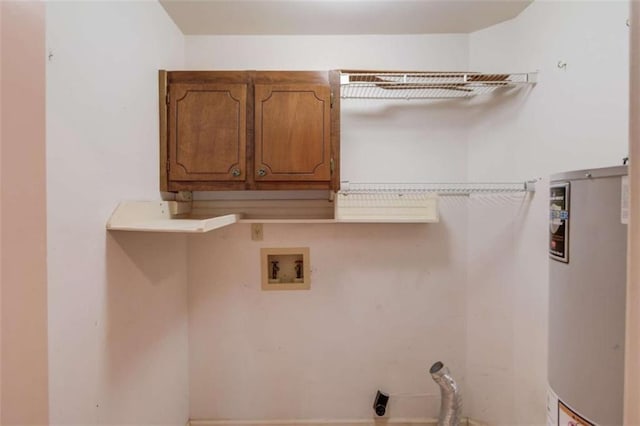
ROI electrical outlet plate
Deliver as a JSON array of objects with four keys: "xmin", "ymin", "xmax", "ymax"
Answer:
[
  {"xmin": 251, "ymin": 223, "xmax": 263, "ymax": 241},
  {"xmin": 260, "ymin": 247, "xmax": 310, "ymax": 291}
]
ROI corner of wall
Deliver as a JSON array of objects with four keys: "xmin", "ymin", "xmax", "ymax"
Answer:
[{"xmin": 1, "ymin": 1, "xmax": 49, "ymax": 424}]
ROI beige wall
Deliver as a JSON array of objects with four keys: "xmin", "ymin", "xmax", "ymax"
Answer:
[
  {"xmin": 1, "ymin": 2, "xmax": 3, "ymax": 421},
  {"xmin": 0, "ymin": 1, "xmax": 49, "ymax": 425},
  {"xmin": 625, "ymin": 1, "xmax": 640, "ymax": 425}
]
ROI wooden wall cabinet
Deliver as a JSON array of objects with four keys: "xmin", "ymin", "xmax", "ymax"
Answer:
[{"xmin": 160, "ymin": 70, "xmax": 340, "ymax": 192}]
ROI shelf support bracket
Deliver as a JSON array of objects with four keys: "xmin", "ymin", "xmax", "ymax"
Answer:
[
  {"xmin": 176, "ymin": 191, "xmax": 193, "ymax": 202},
  {"xmin": 525, "ymin": 180, "xmax": 537, "ymax": 192}
]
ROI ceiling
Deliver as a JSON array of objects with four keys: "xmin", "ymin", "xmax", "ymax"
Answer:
[{"xmin": 160, "ymin": 0, "xmax": 533, "ymax": 36}]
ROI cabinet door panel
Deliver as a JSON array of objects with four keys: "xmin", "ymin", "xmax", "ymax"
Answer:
[
  {"xmin": 255, "ymin": 84, "xmax": 331, "ymax": 181},
  {"xmin": 169, "ymin": 83, "xmax": 246, "ymax": 181}
]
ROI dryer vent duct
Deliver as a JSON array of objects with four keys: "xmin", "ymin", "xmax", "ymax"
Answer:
[{"xmin": 430, "ymin": 361, "xmax": 462, "ymax": 426}]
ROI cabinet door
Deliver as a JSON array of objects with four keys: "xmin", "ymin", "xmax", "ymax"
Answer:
[
  {"xmin": 169, "ymin": 83, "xmax": 247, "ymax": 182},
  {"xmin": 254, "ymin": 84, "xmax": 331, "ymax": 182}
]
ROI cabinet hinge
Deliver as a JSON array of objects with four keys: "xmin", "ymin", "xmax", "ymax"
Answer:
[
  {"xmin": 166, "ymin": 90, "xmax": 170, "ymax": 105},
  {"xmin": 330, "ymin": 158, "xmax": 335, "ymax": 175},
  {"xmin": 330, "ymin": 92, "xmax": 334, "ymax": 109}
]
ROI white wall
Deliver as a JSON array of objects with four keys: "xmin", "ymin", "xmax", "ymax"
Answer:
[
  {"xmin": 185, "ymin": 34, "xmax": 471, "ymax": 420},
  {"xmin": 189, "ymin": 212, "xmax": 468, "ymax": 420},
  {"xmin": 185, "ymin": 35, "xmax": 468, "ymax": 71},
  {"xmin": 46, "ymin": 2, "xmax": 189, "ymax": 424},
  {"xmin": 185, "ymin": 4, "xmax": 630, "ymax": 422},
  {"xmin": 40, "ymin": 3, "xmax": 626, "ymax": 423},
  {"xmin": 466, "ymin": 2, "xmax": 629, "ymax": 425},
  {"xmin": 469, "ymin": 1, "xmax": 629, "ymax": 182}
]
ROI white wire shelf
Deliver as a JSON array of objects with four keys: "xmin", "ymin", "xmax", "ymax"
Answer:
[
  {"xmin": 339, "ymin": 181, "xmax": 537, "ymax": 195},
  {"xmin": 340, "ymin": 71, "xmax": 537, "ymax": 99}
]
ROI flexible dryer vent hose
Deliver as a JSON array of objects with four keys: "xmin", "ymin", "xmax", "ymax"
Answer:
[{"xmin": 430, "ymin": 361, "xmax": 462, "ymax": 426}]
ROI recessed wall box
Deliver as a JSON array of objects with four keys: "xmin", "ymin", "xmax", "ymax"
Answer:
[{"xmin": 261, "ymin": 247, "xmax": 310, "ymax": 290}]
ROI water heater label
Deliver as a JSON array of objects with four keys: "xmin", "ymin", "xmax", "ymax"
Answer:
[
  {"xmin": 621, "ymin": 175, "xmax": 629, "ymax": 225},
  {"xmin": 547, "ymin": 386, "xmax": 559, "ymax": 426},
  {"xmin": 558, "ymin": 400, "xmax": 595, "ymax": 426},
  {"xmin": 550, "ymin": 182, "xmax": 570, "ymax": 263}
]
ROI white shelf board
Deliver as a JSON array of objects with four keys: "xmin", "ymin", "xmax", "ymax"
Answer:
[
  {"xmin": 106, "ymin": 198, "xmax": 442, "ymax": 230},
  {"xmin": 106, "ymin": 201, "xmax": 239, "ymax": 233}
]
